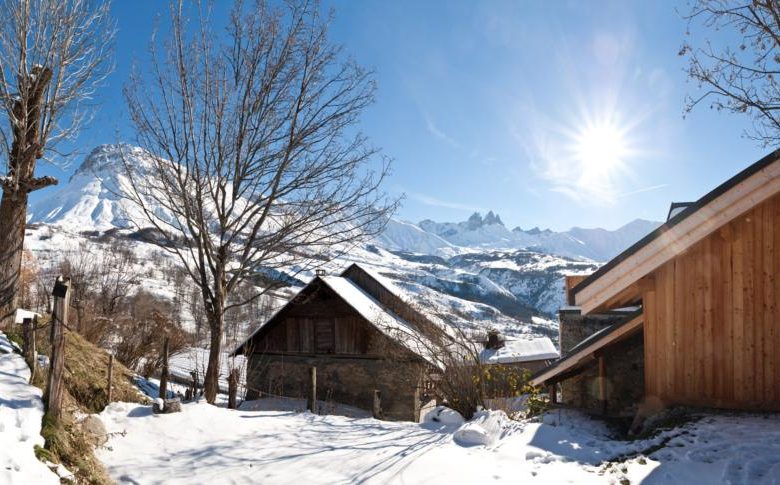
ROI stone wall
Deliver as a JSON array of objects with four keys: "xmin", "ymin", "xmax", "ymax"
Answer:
[
  {"xmin": 558, "ymin": 309, "xmax": 644, "ymax": 416},
  {"xmin": 246, "ymin": 353, "xmax": 425, "ymax": 421}
]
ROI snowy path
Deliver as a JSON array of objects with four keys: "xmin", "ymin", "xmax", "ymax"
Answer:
[
  {"xmin": 97, "ymin": 400, "xmax": 780, "ymax": 485},
  {"xmin": 97, "ymin": 401, "xmax": 646, "ymax": 484},
  {"xmin": 0, "ymin": 333, "xmax": 59, "ymax": 484}
]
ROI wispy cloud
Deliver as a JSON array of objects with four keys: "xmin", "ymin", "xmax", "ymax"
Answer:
[
  {"xmin": 424, "ymin": 115, "xmax": 460, "ymax": 148},
  {"xmin": 618, "ymin": 183, "xmax": 668, "ymax": 199},
  {"xmin": 408, "ymin": 191, "xmax": 485, "ymax": 213}
]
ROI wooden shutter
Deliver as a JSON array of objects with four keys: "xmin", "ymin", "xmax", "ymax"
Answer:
[{"xmin": 315, "ymin": 318, "xmax": 335, "ymax": 353}]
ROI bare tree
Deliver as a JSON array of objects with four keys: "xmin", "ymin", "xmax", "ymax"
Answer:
[
  {"xmin": 682, "ymin": 0, "xmax": 780, "ymax": 145},
  {"xmin": 122, "ymin": 0, "xmax": 397, "ymax": 403},
  {"xmin": 0, "ymin": 0, "xmax": 115, "ymax": 328},
  {"xmin": 50, "ymin": 238, "xmax": 141, "ymax": 346}
]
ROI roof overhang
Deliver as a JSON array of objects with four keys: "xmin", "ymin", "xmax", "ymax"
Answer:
[
  {"xmin": 573, "ymin": 150, "xmax": 780, "ymax": 314},
  {"xmin": 530, "ymin": 311, "xmax": 644, "ymax": 387}
]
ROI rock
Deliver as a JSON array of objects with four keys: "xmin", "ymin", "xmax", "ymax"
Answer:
[
  {"xmin": 82, "ymin": 415, "xmax": 107, "ymax": 446},
  {"xmin": 153, "ymin": 397, "xmax": 182, "ymax": 414},
  {"xmin": 164, "ymin": 397, "xmax": 182, "ymax": 413}
]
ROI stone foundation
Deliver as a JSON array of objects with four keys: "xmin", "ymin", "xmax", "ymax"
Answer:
[
  {"xmin": 246, "ymin": 353, "xmax": 425, "ymax": 421},
  {"xmin": 558, "ymin": 309, "xmax": 645, "ymax": 416}
]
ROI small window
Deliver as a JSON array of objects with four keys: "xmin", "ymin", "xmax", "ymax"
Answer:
[{"xmin": 315, "ymin": 319, "xmax": 335, "ymax": 353}]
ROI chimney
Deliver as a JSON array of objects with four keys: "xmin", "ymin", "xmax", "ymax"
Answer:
[
  {"xmin": 486, "ymin": 329, "xmax": 504, "ymax": 350},
  {"xmin": 315, "ymin": 269, "xmax": 327, "ymax": 277}
]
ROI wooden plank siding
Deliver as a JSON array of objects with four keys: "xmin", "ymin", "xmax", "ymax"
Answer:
[
  {"xmin": 643, "ymin": 191, "xmax": 780, "ymax": 410},
  {"xmin": 254, "ymin": 283, "xmax": 378, "ymax": 356}
]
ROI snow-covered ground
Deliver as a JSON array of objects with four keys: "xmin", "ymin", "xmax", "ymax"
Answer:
[
  {"xmin": 0, "ymin": 333, "xmax": 59, "ymax": 485},
  {"xmin": 95, "ymin": 398, "xmax": 780, "ymax": 484}
]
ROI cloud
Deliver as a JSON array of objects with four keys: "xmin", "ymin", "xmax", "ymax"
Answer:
[
  {"xmin": 424, "ymin": 115, "xmax": 460, "ymax": 148},
  {"xmin": 407, "ymin": 191, "xmax": 485, "ymax": 213},
  {"xmin": 617, "ymin": 183, "xmax": 668, "ymax": 199}
]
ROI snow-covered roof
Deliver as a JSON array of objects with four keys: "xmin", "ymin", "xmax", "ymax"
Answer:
[
  {"xmin": 320, "ymin": 276, "xmax": 435, "ymax": 364},
  {"xmin": 232, "ymin": 268, "xmax": 436, "ymax": 365},
  {"xmin": 14, "ymin": 309, "xmax": 41, "ymax": 325},
  {"xmin": 479, "ymin": 337, "xmax": 558, "ymax": 365}
]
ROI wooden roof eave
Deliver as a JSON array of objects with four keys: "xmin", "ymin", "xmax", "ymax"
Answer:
[
  {"xmin": 529, "ymin": 311, "xmax": 644, "ymax": 388},
  {"xmin": 574, "ymin": 154, "xmax": 780, "ymax": 314}
]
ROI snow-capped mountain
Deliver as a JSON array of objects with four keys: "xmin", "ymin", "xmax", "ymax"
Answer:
[
  {"xmin": 27, "ymin": 144, "xmax": 150, "ymax": 232},
  {"xmin": 25, "ymin": 144, "xmax": 660, "ymax": 342},
  {"xmin": 411, "ymin": 211, "xmax": 660, "ymax": 262}
]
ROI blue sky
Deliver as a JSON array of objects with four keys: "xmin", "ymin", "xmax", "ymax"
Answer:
[{"xmin": 32, "ymin": 0, "xmax": 768, "ymax": 231}]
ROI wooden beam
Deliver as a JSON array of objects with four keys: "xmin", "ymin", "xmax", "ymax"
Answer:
[
  {"xmin": 565, "ymin": 275, "xmax": 590, "ymax": 305},
  {"xmin": 531, "ymin": 313, "xmax": 644, "ymax": 387},
  {"xmin": 576, "ymin": 160, "xmax": 780, "ymax": 314}
]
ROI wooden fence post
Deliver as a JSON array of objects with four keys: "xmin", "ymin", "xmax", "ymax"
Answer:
[
  {"xmin": 159, "ymin": 337, "xmax": 169, "ymax": 399},
  {"xmin": 107, "ymin": 354, "xmax": 114, "ymax": 403},
  {"xmin": 307, "ymin": 366, "xmax": 317, "ymax": 413},
  {"xmin": 228, "ymin": 367, "xmax": 239, "ymax": 409},
  {"xmin": 372, "ymin": 389, "xmax": 383, "ymax": 419},
  {"xmin": 22, "ymin": 317, "xmax": 36, "ymax": 383},
  {"xmin": 190, "ymin": 370, "xmax": 199, "ymax": 399},
  {"xmin": 46, "ymin": 277, "xmax": 70, "ymax": 421}
]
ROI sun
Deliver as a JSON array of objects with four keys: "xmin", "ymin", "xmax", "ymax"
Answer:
[{"xmin": 573, "ymin": 121, "xmax": 628, "ymax": 177}]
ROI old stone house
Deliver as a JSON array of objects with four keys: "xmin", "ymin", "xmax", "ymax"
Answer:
[
  {"xmin": 532, "ymin": 149, "xmax": 780, "ymax": 418},
  {"xmin": 232, "ymin": 264, "xmax": 435, "ymax": 421}
]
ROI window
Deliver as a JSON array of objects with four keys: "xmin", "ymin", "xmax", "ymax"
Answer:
[{"xmin": 314, "ymin": 319, "xmax": 335, "ymax": 353}]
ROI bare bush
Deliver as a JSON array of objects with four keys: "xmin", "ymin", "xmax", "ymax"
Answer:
[
  {"xmin": 378, "ymin": 298, "xmax": 534, "ymax": 420},
  {"xmin": 113, "ymin": 291, "xmax": 190, "ymax": 376}
]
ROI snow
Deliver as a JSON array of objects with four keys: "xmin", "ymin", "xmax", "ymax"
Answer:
[
  {"xmin": 0, "ymin": 332, "xmax": 60, "ymax": 485},
  {"xmin": 480, "ymin": 337, "xmax": 559, "ymax": 364},
  {"xmin": 622, "ymin": 414, "xmax": 780, "ymax": 484},
  {"xmin": 453, "ymin": 409, "xmax": 510, "ymax": 447},
  {"xmin": 422, "ymin": 406, "xmax": 465, "ymax": 425},
  {"xmin": 95, "ymin": 397, "xmax": 780, "ymax": 484},
  {"xmin": 95, "ymin": 401, "xmax": 610, "ymax": 484},
  {"xmin": 14, "ymin": 309, "xmax": 40, "ymax": 324},
  {"xmin": 167, "ymin": 347, "xmax": 246, "ymax": 393},
  {"xmin": 320, "ymin": 276, "xmax": 435, "ymax": 363}
]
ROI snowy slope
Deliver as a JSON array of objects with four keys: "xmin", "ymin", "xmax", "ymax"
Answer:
[
  {"xmin": 28, "ymin": 144, "xmax": 153, "ymax": 232},
  {"xmin": 373, "ymin": 218, "xmax": 459, "ymax": 257},
  {"xmin": 0, "ymin": 333, "xmax": 60, "ymax": 485},
  {"xmin": 24, "ymin": 143, "xmax": 654, "ymax": 345}
]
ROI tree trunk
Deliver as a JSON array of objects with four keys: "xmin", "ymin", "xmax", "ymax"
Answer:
[
  {"xmin": 204, "ymin": 310, "xmax": 224, "ymax": 404},
  {"xmin": 227, "ymin": 367, "xmax": 239, "ymax": 409},
  {"xmin": 0, "ymin": 190, "xmax": 29, "ymax": 329},
  {"xmin": 159, "ymin": 337, "xmax": 169, "ymax": 399},
  {"xmin": 0, "ymin": 66, "xmax": 55, "ymax": 330}
]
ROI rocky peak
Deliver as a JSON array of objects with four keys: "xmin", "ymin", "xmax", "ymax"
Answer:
[
  {"xmin": 466, "ymin": 212, "xmax": 484, "ymax": 230},
  {"xmin": 72, "ymin": 144, "xmax": 145, "ymax": 180},
  {"xmin": 483, "ymin": 211, "xmax": 503, "ymax": 226}
]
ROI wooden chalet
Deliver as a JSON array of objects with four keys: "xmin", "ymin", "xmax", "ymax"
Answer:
[
  {"xmin": 232, "ymin": 264, "xmax": 435, "ymax": 421},
  {"xmin": 532, "ymin": 149, "xmax": 780, "ymax": 417}
]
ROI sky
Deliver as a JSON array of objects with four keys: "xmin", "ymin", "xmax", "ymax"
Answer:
[{"xmin": 31, "ymin": 0, "xmax": 768, "ymax": 232}]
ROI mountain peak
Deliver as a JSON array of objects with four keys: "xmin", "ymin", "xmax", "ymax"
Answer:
[
  {"xmin": 484, "ymin": 211, "xmax": 503, "ymax": 226},
  {"xmin": 73, "ymin": 143, "xmax": 144, "ymax": 180},
  {"xmin": 465, "ymin": 211, "xmax": 503, "ymax": 230},
  {"xmin": 466, "ymin": 212, "xmax": 484, "ymax": 230}
]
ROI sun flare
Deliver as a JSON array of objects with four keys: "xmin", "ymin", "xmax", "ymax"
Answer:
[{"xmin": 573, "ymin": 122, "xmax": 628, "ymax": 176}]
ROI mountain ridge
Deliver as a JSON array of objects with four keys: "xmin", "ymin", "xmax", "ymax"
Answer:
[{"xmin": 24, "ymin": 144, "xmax": 662, "ymax": 340}]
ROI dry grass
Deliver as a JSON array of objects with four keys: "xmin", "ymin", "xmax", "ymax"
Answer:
[{"xmin": 12, "ymin": 322, "xmax": 148, "ymax": 484}]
